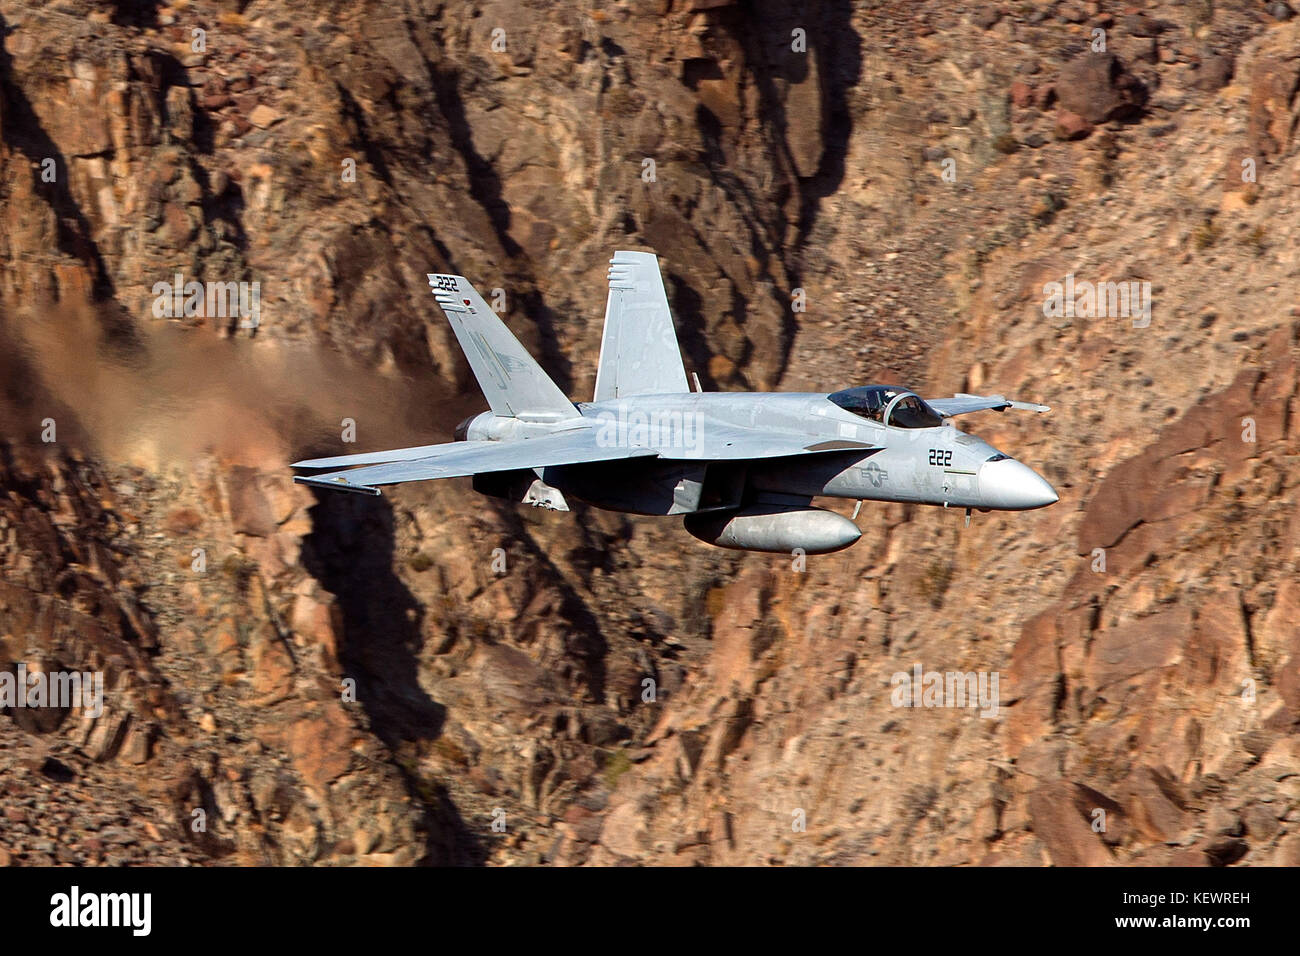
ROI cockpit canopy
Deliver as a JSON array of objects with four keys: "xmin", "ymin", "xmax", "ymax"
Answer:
[{"xmin": 828, "ymin": 385, "xmax": 945, "ymax": 429}]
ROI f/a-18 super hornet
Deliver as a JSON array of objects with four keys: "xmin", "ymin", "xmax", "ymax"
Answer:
[{"xmin": 292, "ymin": 251, "xmax": 1057, "ymax": 554}]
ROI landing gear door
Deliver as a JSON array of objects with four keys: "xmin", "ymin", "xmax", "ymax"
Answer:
[{"xmin": 698, "ymin": 462, "xmax": 746, "ymax": 512}]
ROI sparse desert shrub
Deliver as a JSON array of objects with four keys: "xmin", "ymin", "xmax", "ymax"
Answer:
[
  {"xmin": 919, "ymin": 560, "xmax": 954, "ymax": 608},
  {"xmin": 1243, "ymin": 224, "xmax": 1267, "ymax": 254},
  {"xmin": 602, "ymin": 748, "xmax": 633, "ymax": 790},
  {"xmin": 992, "ymin": 133, "xmax": 1019, "ymax": 154},
  {"xmin": 1193, "ymin": 218, "xmax": 1222, "ymax": 250}
]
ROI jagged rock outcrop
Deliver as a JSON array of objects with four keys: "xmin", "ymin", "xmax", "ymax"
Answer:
[{"xmin": 1, "ymin": 0, "xmax": 1299, "ymax": 866}]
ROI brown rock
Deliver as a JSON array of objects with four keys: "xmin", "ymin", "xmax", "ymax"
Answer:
[
  {"xmin": 165, "ymin": 85, "xmax": 194, "ymax": 143},
  {"xmin": 1222, "ymin": 147, "xmax": 1259, "ymax": 192},
  {"xmin": 1248, "ymin": 55, "xmax": 1300, "ymax": 157},
  {"xmin": 1003, "ymin": 609, "xmax": 1063, "ymax": 757},
  {"xmin": 475, "ymin": 644, "xmax": 555, "ymax": 709},
  {"xmin": 121, "ymin": 721, "xmax": 153, "ymax": 764},
  {"xmin": 85, "ymin": 711, "xmax": 131, "ymax": 762},
  {"xmin": 1055, "ymin": 110, "xmax": 1094, "ymax": 140},
  {"xmin": 562, "ymin": 804, "xmax": 603, "ymax": 843},
  {"xmin": 248, "ymin": 104, "xmax": 283, "ymax": 129},
  {"xmin": 1027, "ymin": 782, "xmax": 1114, "ymax": 866},
  {"xmin": 290, "ymin": 593, "xmax": 341, "ymax": 664},
  {"xmin": 276, "ymin": 708, "xmax": 354, "ymax": 794},
  {"xmin": 1123, "ymin": 767, "xmax": 1191, "ymax": 843},
  {"xmin": 1195, "ymin": 54, "xmax": 1234, "ymax": 92},
  {"xmin": 224, "ymin": 466, "xmax": 276, "ymax": 537},
  {"xmin": 164, "ymin": 507, "xmax": 203, "ymax": 535},
  {"xmin": 597, "ymin": 800, "xmax": 650, "ymax": 859},
  {"xmin": 251, "ymin": 632, "xmax": 295, "ymax": 705},
  {"xmin": 1276, "ymin": 832, "xmax": 1300, "ymax": 866},
  {"xmin": 1085, "ymin": 607, "xmax": 1189, "ymax": 692},
  {"xmin": 1009, "ymin": 80, "xmax": 1035, "ymax": 109},
  {"xmin": 783, "ymin": 66, "xmax": 823, "ymax": 179},
  {"xmin": 204, "ymin": 617, "xmax": 243, "ymax": 674},
  {"xmin": 1056, "ymin": 53, "xmax": 1146, "ymax": 124}
]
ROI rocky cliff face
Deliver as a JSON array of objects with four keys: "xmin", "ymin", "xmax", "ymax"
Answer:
[{"xmin": 1, "ymin": 0, "xmax": 1298, "ymax": 866}]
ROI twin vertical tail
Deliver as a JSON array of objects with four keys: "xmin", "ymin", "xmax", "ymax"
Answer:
[
  {"xmin": 593, "ymin": 251, "xmax": 690, "ymax": 401},
  {"xmin": 426, "ymin": 273, "xmax": 578, "ymax": 422},
  {"xmin": 427, "ymin": 250, "xmax": 689, "ymax": 422}
]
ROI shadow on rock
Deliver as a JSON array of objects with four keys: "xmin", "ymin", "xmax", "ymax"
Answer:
[
  {"xmin": 300, "ymin": 489, "xmax": 486, "ymax": 864},
  {"xmin": 300, "ymin": 490, "xmax": 441, "ymax": 743}
]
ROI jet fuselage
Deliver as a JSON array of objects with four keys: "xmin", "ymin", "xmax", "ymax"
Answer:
[{"xmin": 457, "ymin": 390, "xmax": 1058, "ymax": 515}]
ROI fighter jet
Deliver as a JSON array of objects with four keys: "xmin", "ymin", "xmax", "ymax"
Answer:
[{"xmin": 292, "ymin": 251, "xmax": 1057, "ymax": 554}]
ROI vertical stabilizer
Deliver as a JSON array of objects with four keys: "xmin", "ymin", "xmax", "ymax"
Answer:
[
  {"xmin": 427, "ymin": 273, "xmax": 578, "ymax": 421},
  {"xmin": 593, "ymin": 251, "xmax": 690, "ymax": 401}
]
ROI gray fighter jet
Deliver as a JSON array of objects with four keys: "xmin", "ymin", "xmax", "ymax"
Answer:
[{"xmin": 293, "ymin": 251, "xmax": 1057, "ymax": 553}]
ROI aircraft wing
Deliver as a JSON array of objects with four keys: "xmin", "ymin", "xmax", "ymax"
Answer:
[
  {"xmin": 292, "ymin": 420, "xmax": 880, "ymax": 495},
  {"xmin": 293, "ymin": 431, "xmax": 660, "ymax": 495},
  {"xmin": 661, "ymin": 420, "xmax": 879, "ymax": 461},
  {"xmin": 293, "ymin": 443, "xmax": 488, "ymax": 470},
  {"xmin": 926, "ymin": 393, "xmax": 1050, "ymax": 417}
]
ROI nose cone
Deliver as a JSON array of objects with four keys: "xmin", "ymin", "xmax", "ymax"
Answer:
[{"xmin": 980, "ymin": 459, "xmax": 1059, "ymax": 510}]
